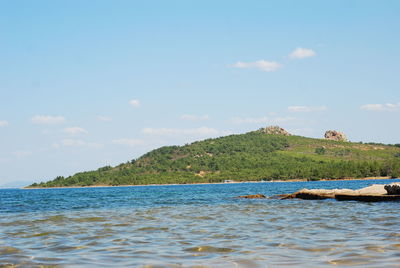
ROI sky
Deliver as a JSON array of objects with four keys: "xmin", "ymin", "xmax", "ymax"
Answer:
[{"xmin": 1, "ymin": 0, "xmax": 399, "ymax": 186}]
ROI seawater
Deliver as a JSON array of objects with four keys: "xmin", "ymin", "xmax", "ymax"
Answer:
[{"xmin": 1, "ymin": 179, "xmax": 400, "ymax": 267}]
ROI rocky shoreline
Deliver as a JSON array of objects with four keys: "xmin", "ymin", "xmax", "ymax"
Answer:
[{"xmin": 238, "ymin": 183, "xmax": 400, "ymax": 202}]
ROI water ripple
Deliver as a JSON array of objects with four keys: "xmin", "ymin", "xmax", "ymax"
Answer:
[{"xmin": 0, "ymin": 179, "xmax": 399, "ymax": 267}]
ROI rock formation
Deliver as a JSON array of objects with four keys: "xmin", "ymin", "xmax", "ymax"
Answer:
[
  {"xmin": 324, "ymin": 130, "xmax": 348, "ymax": 142},
  {"xmin": 384, "ymin": 183, "xmax": 400, "ymax": 195},
  {"xmin": 236, "ymin": 194, "xmax": 266, "ymax": 199},
  {"xmin": 280, "ymin": 184, "xmax": 400, "ymax": 202},
  {"xmin": 259, "ymin": 126, "xmax": 291, "ymax": 136}
]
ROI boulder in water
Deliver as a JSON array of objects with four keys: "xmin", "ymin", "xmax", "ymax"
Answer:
[
  {"xmin": 281, "ymin": 184, "xmax": 400, "ymax": 202},
  {"xmin": 236, "ymin": 194, "xmax": 266, "ymax": 199},
  {"xmin": 384, "ymin": 183, "xmax": 400, "ymax": 195}
]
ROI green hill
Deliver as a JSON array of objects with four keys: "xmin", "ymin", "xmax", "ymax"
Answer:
[{"xmin": 29, "ymin": 128, "xmax": 400, "ymax": 187}]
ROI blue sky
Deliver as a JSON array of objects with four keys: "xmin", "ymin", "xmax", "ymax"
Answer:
[{"xmin": 1, "ymin": 0, "xmax": 399, "ymax": 185}]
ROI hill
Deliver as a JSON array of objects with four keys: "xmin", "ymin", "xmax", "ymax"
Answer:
[{"xmin": 29, "ymin": 128, "xmax": 400, "ymax": 187}]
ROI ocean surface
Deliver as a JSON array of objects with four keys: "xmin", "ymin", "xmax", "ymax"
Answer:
[{"xmin": 1, "ymin": 179, "xmax": 400, "ymax": 267}]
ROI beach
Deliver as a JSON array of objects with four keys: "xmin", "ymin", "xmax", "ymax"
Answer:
[{"xmin": 24, "ymin": 176, "xmax": 394, "ymax": 189}]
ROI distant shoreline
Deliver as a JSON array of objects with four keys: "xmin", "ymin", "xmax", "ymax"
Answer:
[{"xmin": 23, "ymin": 176, "xmax": 395, "ymax": 189}]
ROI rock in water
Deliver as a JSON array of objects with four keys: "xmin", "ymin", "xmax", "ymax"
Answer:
[
  {"xmin": 324, "ymin": 130, "xmax": 348, "ymax": 142},
  {"xmin": 384, "ymin": 183, "xmax": 400, "ymax": 195},
  {"xmin": 280, "ymin": 188, "xmax": 356, "ymax": 200},
  {"xmin": 281, "ymin": 184, "xmax": 400, "ymax": 202},
  {"xmin": 236, "ymin": 194, "xmax": 266, "ymax": 199},
  {"xmin": 259, "ymin": 126, "xmax": 291, "ymax": 136}
]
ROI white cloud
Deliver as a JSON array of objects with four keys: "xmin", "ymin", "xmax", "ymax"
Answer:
[
  {"xmin": 31, "ymin": 115, "xmax": 66, "ymax": 125},
  {"xmin": 229, "ymin": 116, "xmax": 296, "ymax": 125},
  {"xmin": 12, "ymin": 151, "xmax": 32, "ymax": 158},
  {"xmin": 142, "ymin": 127, "xmax": 228, "ymax": 136},
  {"xmin": 56, "ymin": 139, "xmax": 103, "ymax": 149},
  {"xmin": 97, "ymin": 116, "xmax": 112, "ymax": 122},
  {"xmin": 63, "ymin": 127, "xmax": 88, "ymax": 135},
  {"xmin": 360, "ymin": 103, "xmax": 400, "ymax": 111},
  {"xmin": 180, "ymin": 114, "xmax": 210, "ymax": 121},
  {"xmin": 0, "ymin": 120, "xmax": 8, "ymax": 127},
  {"xmin": 112, "ymin": 138, "xmax": 146, "ymax": 146},
  {"xmin": 129, "ymin": 99, "xmax": 140, "ymax": 107},
  {"xmin": 289, "ymin": 48, "xmax": 316, "ymax": 59},
  {"xmin": 232, "ymin": 60, "xmax": 282, "ymax": 72},
  {"xmin": 288, "ymin": 106, "xmax": 327, "ymax": 112}
]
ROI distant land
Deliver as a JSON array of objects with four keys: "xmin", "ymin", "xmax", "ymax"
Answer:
[
  {"xmin": 28, "ymin": 126, "xmax": 400, "ymax": 188},
  {"xmin": 0, "ymin": 181, "xmax": 34, "ymax": 189}
]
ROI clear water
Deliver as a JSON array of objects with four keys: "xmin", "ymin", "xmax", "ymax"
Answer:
[{"xmin": 1, "ymin": 179, "xmax": 399, "ymax": 267}]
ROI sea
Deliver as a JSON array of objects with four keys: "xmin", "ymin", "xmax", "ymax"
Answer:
[{"xmin": 1, "ymin": 179, "xmax": 399, "ymax": 267}]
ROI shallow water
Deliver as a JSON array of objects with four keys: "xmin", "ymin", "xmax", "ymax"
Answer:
[{"xmin": 1, "ymin": 179, "xmax": 399, "ymax": 267}]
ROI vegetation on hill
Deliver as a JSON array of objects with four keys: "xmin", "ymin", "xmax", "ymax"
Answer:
[{"xmin": 29, "ymin": 130, "xmax": 400, "ymax": 187}]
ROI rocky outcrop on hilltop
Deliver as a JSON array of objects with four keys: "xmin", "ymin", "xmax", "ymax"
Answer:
[
  {"xmin": 324, "ymin": 130, "xmax": 348, "ymax": 142},
  {"xmin": 259, "ymin": 126, "xmax": 292, "ymax": 136}
]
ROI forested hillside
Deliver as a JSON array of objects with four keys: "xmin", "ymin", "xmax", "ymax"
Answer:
[{"xmin": 29, "ymin": 130, "xmax": 400, "ymax": 187}]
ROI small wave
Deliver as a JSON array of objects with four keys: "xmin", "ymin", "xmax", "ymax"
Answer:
[
  {"xmin": 0, "ymin": 246, "xmax": 21, "ymax": 255},
  {"xmin": 184, "ymin": 246, "xmax": 235, "ymax": 253}
]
